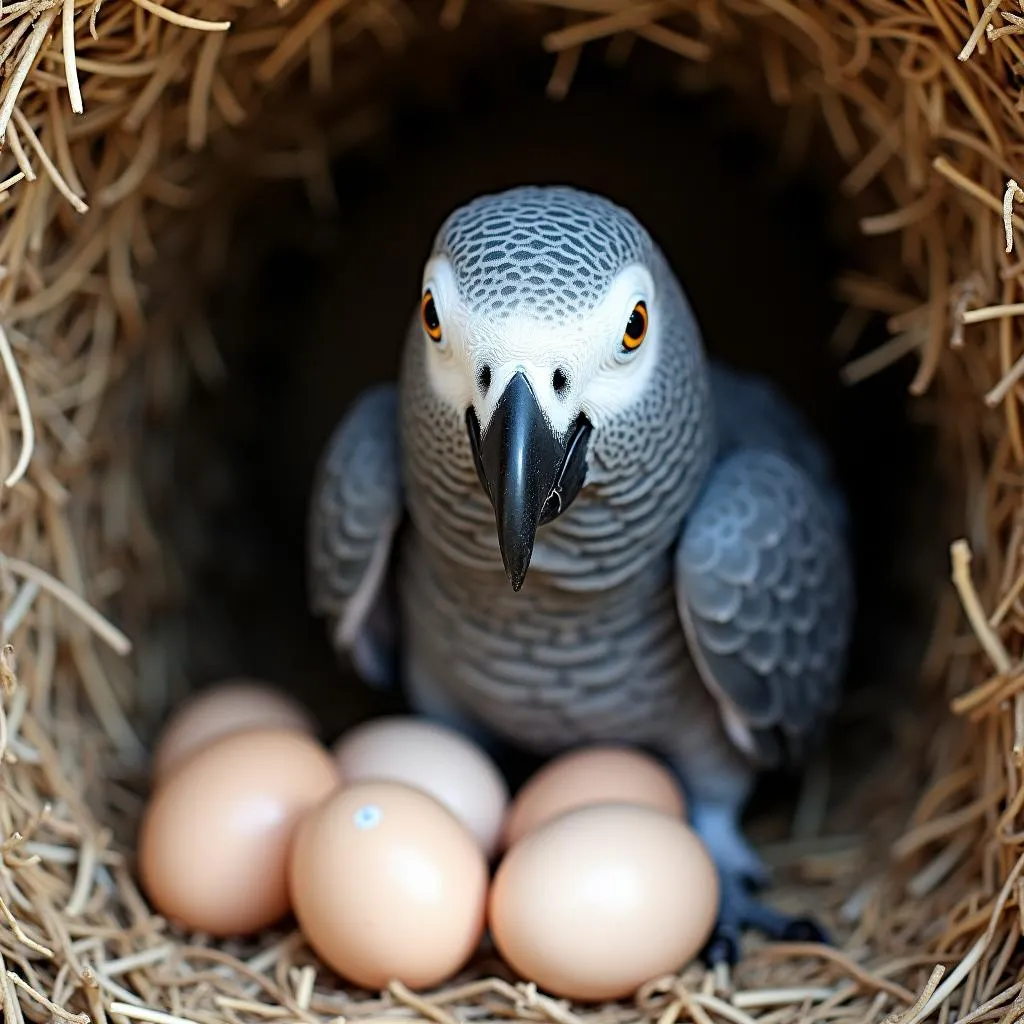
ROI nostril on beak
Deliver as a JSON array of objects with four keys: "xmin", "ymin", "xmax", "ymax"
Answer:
[
  {"xmin": 478, "ymin": 364, "xmax": 492, "ymax": 395},
  {"xmin": 552, "ymin": 367, "xmax": 569, "ymax": 396}
]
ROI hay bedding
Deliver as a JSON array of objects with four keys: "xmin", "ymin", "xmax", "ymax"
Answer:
[{"xmin": 0, "ymin": 0, "xmax": 1022, "ymax": 1021}]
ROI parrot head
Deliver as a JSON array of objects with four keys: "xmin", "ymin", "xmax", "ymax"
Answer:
[{"xmin": 415, "ymin": 185, "xmax": 698, "ymax": 591}]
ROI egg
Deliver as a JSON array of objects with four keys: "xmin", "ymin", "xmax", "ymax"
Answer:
[
  {"xmin": 489, "ymin": 803, "xmax": 718, "ymax": 1002},
  {"xmin": 151, "ymin": 678, "xmax": 316, "ymax": 786},
  {"xmin": 332, "ymin": 716, "xmax": 508, "ymax": 856},
  {"xmin": 138, "ymin": 728, "xmax": 338, "ymax": 937},
  {"xmin": 289, "ymin": 780, "xmax": 488, "ymax": 991},
  {"xmin": 502, "ymin": 744, "xmax": 686, "ymax": 849}
]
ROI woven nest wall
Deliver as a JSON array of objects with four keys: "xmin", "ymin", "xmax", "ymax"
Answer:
[{"xmin": 1, "ymin": 0, "xmax": 1024, "ymax": 1022}]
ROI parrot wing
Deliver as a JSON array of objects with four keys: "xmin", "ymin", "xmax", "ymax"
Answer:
[
  {"xmin": 707, "ymin": 360, "xmax": 848, "ymax": 534},
  {"xmin": 308, "ymin": 383, "xmax": 404, "ymax": 690},
  {"xmin": 673, "ymin": 447, "xmax": 855, "ymax": 769}
]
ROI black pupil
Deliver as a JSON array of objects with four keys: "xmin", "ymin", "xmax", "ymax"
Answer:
[
  {"xmin": 626, "ymin": 306, "xmax": 645, "ymax": 339},
  {"xmin": 424, "ymin": 296, "xmax": 440, "ymax": 332}
]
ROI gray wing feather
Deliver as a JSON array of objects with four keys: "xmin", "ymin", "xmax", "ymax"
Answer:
[
  {"xmin": 708, "ymin": 361, "xmax": 848, "ymax": 534},
  {"xmin": 675, "ymin": 447, "xmax": 854, "ymax": 769},
  {"xmin": 308, "ymin": 383, "xmax": 404, "ymax": 689}
]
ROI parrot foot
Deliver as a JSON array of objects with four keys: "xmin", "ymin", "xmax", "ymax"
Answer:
[
  {"xmin": 688, "ymin": 801, "xmax": 771, "ymax": 887},
  {"xmin": 685, "ymin": 801, "xmax": 828, "ymax": 965},
  {"xmin": 701, "ymin": 873, "xmax": 829, "ymax": 966}
]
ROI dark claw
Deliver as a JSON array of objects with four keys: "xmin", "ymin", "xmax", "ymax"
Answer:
[
  {"xmin": 701, "ymin": 874, "xmax": 830, "ymax": 966},
  {"xmin": 781, "ymin": 917, "xmax": 830, "ymax": 943},
  {"xmin": 702, "ymin": 931, "xmax": 740, "ymax": 967}
]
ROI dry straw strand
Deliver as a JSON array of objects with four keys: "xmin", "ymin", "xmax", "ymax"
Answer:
[
  {"xmin": 10, "ymin": 108, "xmax": 88, "ymax": 214},
  {"xmin": 126, "ymin": 0, "xmax": 230, "ymax": 31},
  {"xmin": 0, "ymin": 6, "xmax": 59, "ymax": 144},
  {"xmin": 0, "ymin": 324, "xmax": 35, "ymax": 488},
  {"xmin": 61, "ymin": 0, "xmax": 84, "ymax": 115},
  {"xmin": 1002, "ymin": 180, "xmax": 1022, "ymax": 253},
  {"xmin": 1, "ymin": 558, "xmax": 131, "ymax": 656}
]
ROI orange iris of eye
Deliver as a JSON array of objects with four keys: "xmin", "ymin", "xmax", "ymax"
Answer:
[
  {"xmin": 622, "ymin": 301, "xmax": 648, "ymax": 351},
  {"xmin": 421, "ymin": 290, "xmax": 443, "ymax": 341}
]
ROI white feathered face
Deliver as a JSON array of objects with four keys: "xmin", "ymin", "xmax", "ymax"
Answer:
[
  {"xmin": 419, "ymin": 254, "xmax": 660, "ymax": 438},
  {"xmin": 414, "ymin": 184, "xmax": 666, "ymax": 592}
]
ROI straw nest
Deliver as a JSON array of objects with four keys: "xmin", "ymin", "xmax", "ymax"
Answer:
[{"xmin": 2, "ymin": 0, "xmax": 1024, "ymax": 1022}]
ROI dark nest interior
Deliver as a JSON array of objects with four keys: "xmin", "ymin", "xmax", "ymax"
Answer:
[{"xmin": 2, "ymin": 0, "xmax": 1024, "ymax": 1022}]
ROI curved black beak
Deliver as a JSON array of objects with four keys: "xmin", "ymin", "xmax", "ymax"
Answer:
[{"xmin": 466, "ymin": 371, "xmax": 592, "ymax": 591}]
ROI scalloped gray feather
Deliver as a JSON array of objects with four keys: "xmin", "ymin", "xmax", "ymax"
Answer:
[
  {"xmin": 307, "ymin": 383, "xmax": 404, "ymax": 689},
  {"xmin": 675, "ymin": 447, "xmax": 855, "ymax": 769}
]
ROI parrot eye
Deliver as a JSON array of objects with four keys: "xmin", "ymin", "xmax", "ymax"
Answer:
[
  {"xmin": 421, "ymin": 290, "xmax": 443, "ymax": 342},
  {"xmin": 622, "ymin": 301, "xmax": 648, "ymax": 352}
]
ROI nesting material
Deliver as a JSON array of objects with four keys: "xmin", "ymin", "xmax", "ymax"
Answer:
[{"xmin": 1, "ymin": 0, "xmax": 1024, "ymax": 1021}]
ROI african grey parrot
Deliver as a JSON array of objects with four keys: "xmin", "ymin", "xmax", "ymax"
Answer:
[{"xmin": 308, "ymin": 185, "xmax": 854, "ymax": 964}]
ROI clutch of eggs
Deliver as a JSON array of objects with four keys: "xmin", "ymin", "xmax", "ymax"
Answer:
[
  {"xmin": 139, "ymin": 685, "xmax": 720, "ymax": 1000},
  {"xmin": 139, "ymin": 695, "xmax": 494, "ymax": 986}
]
